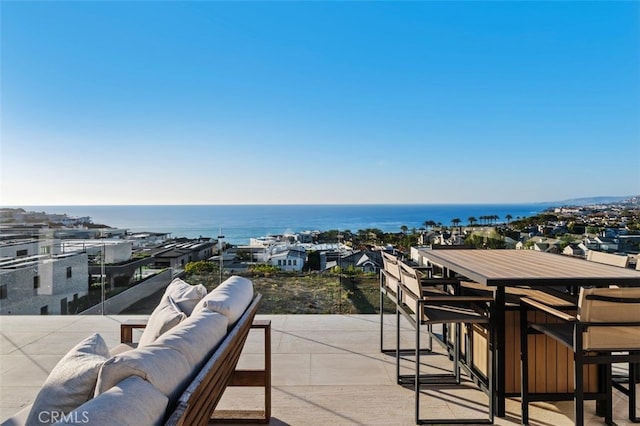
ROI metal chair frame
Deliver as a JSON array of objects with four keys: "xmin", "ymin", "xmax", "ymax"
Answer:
[
  {"xmin": 397, "ymin": 269, "xmax": 495, "ymax": 425},
  {"xmin": 520, "ymin": 294, "xmax": 640, "ymax": 426}
]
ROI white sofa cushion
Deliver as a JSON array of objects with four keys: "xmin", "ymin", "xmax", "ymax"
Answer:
[
  {"xmin": 138, "ymin": 294, "xmax": 186, "ymax": 347},
  {"xmin": 26, "ymin": 333, "xmax": 109, "ymax": 426},
  {"xmin": 153, "ymin": 309, "xmax": 229, "ymax": 369},
  {"xmin": 53, "ymin": 376, "xmax": 167, "ymax": 426},
  {"xmin": 194, "ymin": 276, "xmax": 253, "ymax": 324},
  {"xmin": 96, "ymin": 344, "xmax": 192, "ymax": 405},
  {"xmin": 165, "ymin": 277, "xmax": 207, "ymax": 316}
]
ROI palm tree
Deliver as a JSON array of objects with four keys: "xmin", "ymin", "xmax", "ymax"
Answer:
[
  {"xmin": 400, "ymin": 225, "xmax": 408, "ymax": 234},
  {"xmin": 452, "ymin": 218, "xmax": 462, "ymax": 236},
  {"xmin": 505, "ymin": 214, "xmax": 513, "ymax": 224},
  {"xmin": 468, "ymin": 216, "xmax": 477, "ymax": 226}
]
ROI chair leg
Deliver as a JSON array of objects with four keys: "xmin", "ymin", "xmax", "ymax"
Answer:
[
  {"xmin": 454, "ymin": 323, "xmax": 461, "ymax": 384},
  {"xmin": 396, "ymin": 306, "xmax": 401, "ymax": 384},
  {"xmin": 520, "ymin": 310, "xmax": 530, "ymax": 425},
  {"xmin": 380, "ymin": 289, "xmax": 385, "ymax": 352},
  {"xmin": 605, "ymin": 363, "xmax": 613, "ymax": 425},
  {"xmin": 630, "ymin": 361, "xmax": 639, "ymax": 422},
  {"xmin": 415, "ymin": 314, "xmax": 421, "ymax": 424},
  {"xmin": 574, "ymin": 354, "xmax": 584, "ymax": 426}
]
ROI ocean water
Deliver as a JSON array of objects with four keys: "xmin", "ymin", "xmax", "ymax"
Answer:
[{"xmin": 24, "ymin": 204, "xmax": 551, "ymax": 245}]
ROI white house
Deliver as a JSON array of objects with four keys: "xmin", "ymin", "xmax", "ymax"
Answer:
[{"xmin": 268, "ymin": 246, "xmax": 306, "ymax": 272}]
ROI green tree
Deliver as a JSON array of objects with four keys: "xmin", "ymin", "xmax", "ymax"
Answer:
[{"xmin": 468, "ymin": 216, "xmax": 477, "ymax": 226}]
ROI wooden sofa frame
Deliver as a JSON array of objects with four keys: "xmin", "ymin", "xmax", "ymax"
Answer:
[{"xmin": 120, "ymin": 293, "xmax": 271, "ymax": 425}]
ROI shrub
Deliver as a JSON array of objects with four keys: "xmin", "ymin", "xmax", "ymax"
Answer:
[{"xmin": 185, "ymin": 260, "xmax": 217, "ymax": 274}]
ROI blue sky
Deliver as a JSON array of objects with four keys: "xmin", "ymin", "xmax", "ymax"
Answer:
[{"xmin": 1, "ymin": 1, "xmax": 639, "ymax": 205}]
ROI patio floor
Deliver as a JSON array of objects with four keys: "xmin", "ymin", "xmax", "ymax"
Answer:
[{"xmin": 1, "ymin": 314, "xmax": 637, "ymax": 425}]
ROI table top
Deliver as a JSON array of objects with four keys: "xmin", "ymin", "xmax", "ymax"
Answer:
[{"xmin": 416, "ymin": 248, "xmax": 640, "ymax": 287}]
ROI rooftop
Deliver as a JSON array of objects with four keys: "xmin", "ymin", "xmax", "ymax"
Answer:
[{"xmin": 0, "ymin": 314, "xmax": 635, "ymax": 425}]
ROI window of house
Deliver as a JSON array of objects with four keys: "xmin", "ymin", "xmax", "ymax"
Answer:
[
  {"xmin": 277, "ymin": 260, "xmax": 281, "ymax": 266},
  {"xmin": 0, "ymin": 285, "xmax": 7, "ymax": 300},
  {"xmin": 288, "ymin": 260, "xmax": 292, "ymax": 266},
  {"xmin": 16, "ymin": 249, "xmax": 28, "ymax": 257},
  {"xmin": 293, "ymin": 260, "xmax": 297, "ymax": 266},
  {"xmin": 33, "ymin": 275, "xmax": 40, "ymax": 289},
  {"xmin": 66, "ymin": 267, "xmax": 72, "ymax": 278},
  {"xmin": 40, "ymin": 305, "xmax": 48, "ymax": 315}
]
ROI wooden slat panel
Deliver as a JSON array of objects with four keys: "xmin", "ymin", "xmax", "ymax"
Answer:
[
  {"xmin": 556, "ymin": 326, "xmax": 570, "ymax": 393},
  {"xmin": 472, "ymin": 324, "xmax": 488, "ymax": 377},
  {"xmin": 545, "ymin": 314, "xmax": 558, "ymax": 393},
  {"xmin": 505, "ymin": 310, "xmax": 516, "ymax": 393},
  {"xmin": 511, "ymin": 310, "xmax": 523, "ymax": 392},
  {"xmin": 533, "ymin": 311, "xmax": 546, "ymax": 393}
]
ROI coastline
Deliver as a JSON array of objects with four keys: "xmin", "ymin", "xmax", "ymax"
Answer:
[{"xmin": 6, "ymin": 203, "xmax": 550, "ymax": 245}]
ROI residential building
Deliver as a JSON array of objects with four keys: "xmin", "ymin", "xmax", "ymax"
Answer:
[{"xmin": 0, "ymin": 252, "xmax": 89, "ymax": 315}]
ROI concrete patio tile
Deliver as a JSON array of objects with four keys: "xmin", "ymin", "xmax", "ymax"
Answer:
[
  {"xmin": 278, "ymin": 314, "xmax": 382, "ymax": 332},
  {"xmin": 0, "ymin": 353, "xmax": 61, "ymax": 378},
  {"xmin": 266, "ymin": 384, "xmax": 419, "ymax": 426},
  {"xmin": 18, "ymin": 332, "xmax": 102, "ymax": 356},
  {"xmin": 0, "ymin": 335, "xmax": 18, "ymax": 355},
  {"xmin": 236, "ymin": 352, "xmax": 312, "ymax": 386},
  {"xmin": 0, "ymin": 360, "xmax": 50, "ymax": 387},
  {"xmin": 0, "ymin": 386, "xmax": 39, "ymax": 420},
  {"xmin": 1, "ymin": 332, "xmax": 53, "ymax": 355},
  {"xmin": 310, "ymin": 353, "xmax": 391, "ymax": 386},
  {"xmin": 240, "ymin": 327, "xmax": 284, "ymax": 354},
  {"xmin": 255, "ymin": 314, "xmax": 288, "ymax": 330},
  {"xmin": 0, "ymin": 316, "xmax": 77, "ymax": 332},
  {"xmin": 65, "ymin": 315, "xmax": 125, "ymax": 331},
  {"xmin": 277, "ymin": 330, "xmax": 381, "ymax": 354}
]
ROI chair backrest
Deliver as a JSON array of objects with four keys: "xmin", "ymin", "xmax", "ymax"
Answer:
[
  {"xmin": 381, "ymin": 251, "xmax": 401, "ymax": 295},
  {"xmin": 399, "ymin": 266, "xmax": 422, "ymax": 313},
  {"xmin": 382, "ymin": 252, "xmax": 402, "ymax": 281},
  {"xmin": 577, "ymin": 287, "xmax": 640, "ymax": 351},
  {"xmin": 586, "ymin": 250, "xmax": 629, "ymax": 268}
]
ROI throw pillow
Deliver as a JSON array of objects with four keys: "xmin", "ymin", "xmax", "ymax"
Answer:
[
  {"xmin": 26, "ymin": 333, "xmax": 110, "ymax": 426},
  {"xmin": 138, "ymin": 294, "xmax": 186, "ymax": 347},
  {"xmin": 165, "ymin": 277, "xmax": 207, "ymax": 316},
  {"xmin": 95, "ymin": 344, "xmax": 192, "ymax": 405},
  {"xmin": 193, "ymin": 276, "xmax": 253, "ymax": 324},
  {"xmin": 53, "ymin": 376, "xmax": 168, "ymax": 426},
  {"xmin": 153, "ymin": 309, "xmax": 228, "ymax": 368}
]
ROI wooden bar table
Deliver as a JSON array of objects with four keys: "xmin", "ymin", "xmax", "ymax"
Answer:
[{"xmin": 415, "ymin": 248, "xmax": 640, "ymax": 417}]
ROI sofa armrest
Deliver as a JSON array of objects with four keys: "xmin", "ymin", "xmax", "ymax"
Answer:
[{"xmin": 120, "ymin": 319, "xmax": 148, "ymax": 343}]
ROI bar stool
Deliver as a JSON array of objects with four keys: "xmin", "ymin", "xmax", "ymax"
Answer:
[
  {"xmin": 397, "ymin": 267, "xmax": 495, "ymax": 425},
  {"xmin": 520, "ymin": 287, "xmax": 640, "ymax": 425}
]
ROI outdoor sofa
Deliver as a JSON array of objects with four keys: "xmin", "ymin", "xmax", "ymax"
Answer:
[{"xmin": 2, "ymin": 275, "xmax": 270, "ymax": 426}]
